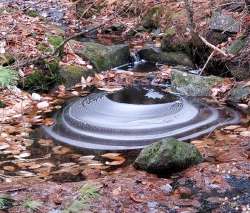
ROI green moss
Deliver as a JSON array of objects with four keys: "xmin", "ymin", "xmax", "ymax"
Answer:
[
  {"xmin": 0, "ymin": 100, "xmax": 5, "ymax": 108},
  {"xmin": 63, "ymin": 183, "xmax": 101, "ymax": 213},
  {"xmin": 171, "ymin": 69, "xmax": 223, "ymax": 96},
  {"xmin": 0, "ymin": 66, "xmax": 18, "ymax": 88},
  {"xmin": 227, "ymin": 37, "xmax": 247, "ymax": 55},
  {"xmin": 164, "ymin": 28, "xmax": 176, "ymax": 37},
  {"xmin": 37, "ymin": 43, "xmax": 52, "ymax": 53},
  {"xmin": 26, "ymin": 10, "xmax": 39, "ymax": 17},
  {"xmin": 77, "ymin": 42, "xmax": 130, "ymax": 72},
  {"xmin": 0, "ymin": 195, "xmax": 14, "ymax": 210},
  {"xmin": 23, "ymin": 199, "xmax": 42, "ymax": 212},
  {"xmin": 45, "ymin": 59, "xmax": 60, "ymax": 73},
  {"xmin": 48, "ymin": 35, "xmax": 64, "ymax": 49},
  {"xmin": 59, "ymin": 65, "xmax": 92, "ymax": 88},
  {"xmin": 22, "ymin": 68, "xmax": 61, "ymax": 92},
  {"xmin": 134, "ymin": 138, "xmax": 203, "ymax": 173}
]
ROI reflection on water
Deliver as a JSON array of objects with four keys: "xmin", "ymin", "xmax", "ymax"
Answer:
[{"xmin": 114, "ymin": 61, "xmax": 158, "ymax": 73}]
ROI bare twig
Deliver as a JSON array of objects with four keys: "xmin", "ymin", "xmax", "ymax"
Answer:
[
  {"xmin": 12, "ymin": 16, "xmax": 116, "ymax": 69},
  {"xmin": 199, "ymin": 50, "xmax": 215, "ymax": 75},
  {"xmin": 199, "ymin": 35, "xmax": 229, "ymax": 57}
]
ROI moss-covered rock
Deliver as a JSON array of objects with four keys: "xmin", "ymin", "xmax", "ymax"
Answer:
[
  {"xmin": 134, "ymin": 138, "xmax": 203, "ymax": 173},
  {"xmin": 171, "ymin": 69, "xmax": 224, "ymax": 96},
  {"xmin": 227, "ymin": 37, "xmax": 247, "ymax": 55},
  {"xmin": 48, "ymin": 35, "xmax": 64, "ymax": 49},
  {"xmin": 138, "ymin": 47, "xmax": 193, "ymax": 67},
  {"xmin": 0, "ymin": 66, "xmax": 18, "ymax": 88},
  {"xmin": 59, "ymin": 65, "xmax": 94, "ymax": 88},
  {"xmin": 142, "ymin": 6, "xmax": 163, "ymax": 30},
  {"xmin": 21, "ymin": 69, "xmax": 61, "ymax": 92},
  {"xmin": 75, "ymin": 42, "xmax": 130, "ymax": 72},
  {"xmin": 21, "ymin": 59, "xmax": 61, "ymax": 91}
]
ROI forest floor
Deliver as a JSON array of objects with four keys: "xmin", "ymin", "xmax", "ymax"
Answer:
[{"xmin": 0, "ymin": 0, "xmax": 250, "ymax": 212}]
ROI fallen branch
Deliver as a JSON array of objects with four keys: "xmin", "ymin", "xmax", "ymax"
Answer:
[
  {"xmin": 199, "ymin": 35, "xmax": 229, "ymax": 57},
  {"xmin": 199, "ymin": 50, "xmax": 215, "ymax": 75},
  {"xmin": 12, "ymin": 17, "xmax": 116, "ymax": 69}
]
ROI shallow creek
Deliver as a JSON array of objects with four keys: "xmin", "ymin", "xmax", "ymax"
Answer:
[{"xmin": 0, "ymin": 61, "xmax": 242, "ymax": 183}]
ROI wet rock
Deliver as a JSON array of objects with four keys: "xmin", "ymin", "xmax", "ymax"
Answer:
[
  {"xmin": 171, "ymin": 69, "xmax": 224, "ymax": 96},
  {"xmin": 210, "ymin": 12, "xmax": 240, "ymax": 33},
  {"xmin": 138, "ymin": 47, "xmax": 193, "ymax": 67},
  {"xmin": 134, "ymin": 138, "xmax": 203, "ymax": 173},
  {"xmin": 59, "ymin": 64, "xmax": 94, "ymax": 88},
  {"xmin": 75, "ymin": 42, "xmax": 130, "ymax": 72},
  {"xmin": 142, "ymin": 6, "xmax": 163, "ymax": 30}
]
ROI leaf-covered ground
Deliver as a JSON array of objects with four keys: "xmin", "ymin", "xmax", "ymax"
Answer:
[{"xmin": 0, "ymin": 0, "xmax": 250, "ymax": 212}]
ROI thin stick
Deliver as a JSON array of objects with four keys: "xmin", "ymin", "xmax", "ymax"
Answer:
[
  {"xmin": 199, "ymin": 35, "xmax": 229, "ymax": 57},
  {"xmin": 199, "ymin": 50, "xmax": 215, "ymax": 75},
  {"xmin": 12, "ymin": 16, "xmax": 116, "ymax": 69}
]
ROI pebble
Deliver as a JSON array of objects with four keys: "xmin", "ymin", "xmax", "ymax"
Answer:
[
  {"xmin": 240, "ymin": 131, "xmax": 250, "ymax": 137},
  {"xmin": 37, "ymin": 101, "xmax": 49, "ymax": 109},
  {"xmin": 160, "ymin": 184, "xmax": 172, "ymax": 194},
  {"xmin": 32, "ymin": 93, "xmax": 42, "ymax": 101}
]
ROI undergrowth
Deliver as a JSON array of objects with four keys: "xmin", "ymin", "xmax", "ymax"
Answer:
[
  {"xmin": 0, "ymin": 66, "xmax": 18, "ymax": 88},
  {"xmin": 63, "ymin": 183, "xmax": 101, "ymax": 213}
]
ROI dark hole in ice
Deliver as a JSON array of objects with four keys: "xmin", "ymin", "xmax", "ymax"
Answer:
[{"xmin": 107, "ymin": 86, "xmax": 179, "ymax": 105}]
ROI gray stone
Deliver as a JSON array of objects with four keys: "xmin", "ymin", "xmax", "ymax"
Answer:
[
  {"xmin": 134, "ymin": 138, "xmax": 203, "ymax": 173},
  {"xmin": 228, "ymin": 82, "xmax": 250, "ymax": 103},
  {"xmin": 227, "ymin": 63, "xmax": 250, "ymax": 80},
  {"xmin": 75, "ymin": 42, "xmax": 130, "ymax": 72},
  {"xmin": 210, "ymin": 12, "xmax": 240, "ymax": 33},
  {"xmin": 138, "ymin": 47, "xmax": 194, "ymax": 67},
  {"xmin": 171, "ymin": 69, "xmax": 224, "ymax": 96},
  {"xmin": 59, "ymin": 64, "xmax": 94, "ymax": 88}
]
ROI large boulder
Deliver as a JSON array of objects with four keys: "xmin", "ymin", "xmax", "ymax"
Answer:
[
  {"xmin": 228, "ymin": 82, "xmax": 250, "ymax": 103},
  {"xmin": 59, "ymin": 65, "xmax": 94, "ymax": 88},
  {"xmin": 138, "ymin": 47, "xmax": 193, "ymax": 67},
  {"xmin": 75, "ymin": 42, "xmax": 130, "ymax": 72},
  {"xmin": 171, "ymin": 69, "xmax": 224, "ymax": 96},
  {"xmin": 210, "ymin": 12, "xmax": 240, "ymax": 33},
  {"xmin": 134, "ymin": 138, "xmax": 203, "ymax": 173}
]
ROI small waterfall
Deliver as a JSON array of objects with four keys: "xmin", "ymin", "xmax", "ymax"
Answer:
[{"xmin": 130, "ymin": 52, "xmax": 141, "ymax": 66}]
